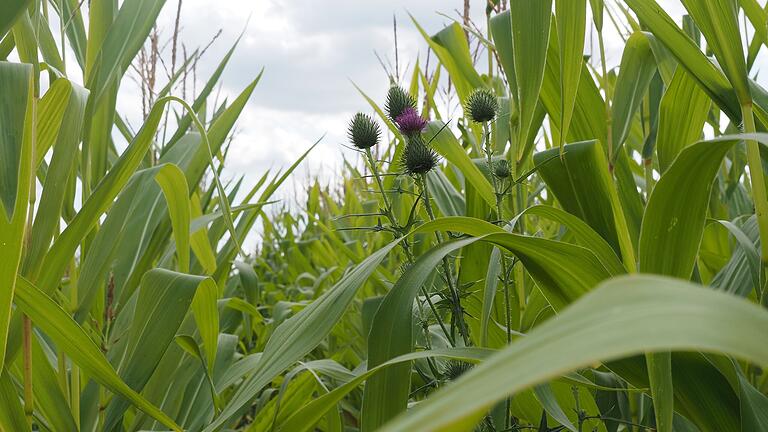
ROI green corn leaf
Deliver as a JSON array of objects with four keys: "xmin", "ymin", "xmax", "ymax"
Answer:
[
  {"xmin": 638, "ymin": 136, "xmax": 758, "ymax": 279},
  {"xmin": 416, "ymin": 217, "xmax": 616, "ymax": 310},
  {"xmin": 679, "ymin": 0, "xmax": 750, "ymax": 105},
  {"xmin": 410, "ymin": 19, "xmax": 483, "ymax": 102},
  {"xmin": 555, "ymin": 0, "xmax": 586, "ymax": 150},
  {"xmin": 534, "ymin": 141, "xmax": 626, "ymax": 259},
  {"xmin": 378, "ymin": 274, "xmax": 768, "ymax": 431},
  {"xmin": 426, "ymin": 121, "xmax": 495, "ymax": 207},
  {"xmin": 739, "ymin": 0, "xmax": 768, "ymax": 52},
  {"xmin": 34, "ymin": 96, "xmax": 182, "ymax": 295},
  {"xmin": 155, "ymin": 163, "xmax": 192, "ymax": 273},
  {"xmin": 0, "ymin": 0, "xmax": 29, "ymax": 38},
  {"xmin": 278, "ymin": 348, "xmax": 494, "ymax": 432},
  {"xmin": 540, "ymin": 30, "xmax": 607, "ymax": 145},
  {"xmin": 0, "ymin": 61, "xmax": 33, "ymax": 372},
  {"xmin": 103, "ymin": 268, "xmax": 207, "ymax": 430},
  {"xmin": 362, "ymin": 237, "xmax": 482, "ymax": 430},
  {"xmin": 645, "ymin": 351, "xmax": 673, "ymax": 432},
  {"xmin": 13, "ymin": 276, "xmax": 182, "ymax": 431},
  {"xmin": 203, "ymin": 240, "xmax": 402, "ymax": 432},
  {"xmin": 0, "ymin": 369, "xmax": 28, "ymax": 432},
  {"xmin": 589, "ymin": 0, "xmax": 604, "ymax": 31},
  {"xmin": 191, "ymin": 192, "xmax": 219, "ymax": 274},
  {"xmin": 87, "ymin": 0, "xmax": 167, "ymax": 103},
  {"xmin": 510, "ymin": 0, "xmax": 552, "ymax": 150},
  {"xmin": 191, "ymin": 278, "xmax": 220, "ymax": 376},
  {"xmin": 611, "ymin": 32, "xmax": 657, "ymax": 158},
  {"xmin": 14, "ymin": 335, "xmax": 78, "ymax": 431},
  {"xmin": 623, "ymin": 0, "xmax": 741, "ymax": 121},
  {"xmin": 511, "ymin": 205, "xmax": 625, "ymax": 275},
  {"xmin": 481, "ymin": 247, "xmax": 503, "ymax": 347},
  {"xmin": 489, "ymin": 11, "xmax": 517, "ymax": 103},
  {"xmin": 655, "ymin": 67, "xmax": 709, "ymax": 172},
  {"xmin": 533, "ymin": 384, "xmax": 577, "ymax": 432},
  {"xmin": 24, "ymin": 80, "xmax": 88, "ymax": 276}
]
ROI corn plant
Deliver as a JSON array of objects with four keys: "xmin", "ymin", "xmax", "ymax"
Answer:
[
  {"xmin": 239, "ymin": 1, "xmax": 768, "ymax": 431},
  {"xmin": 0, "ymin": 0, "xmax": 317, "ymax": 430},
  {"xmin": 4, "ymin": 0, "xmax": 768, "ymax": 431}
]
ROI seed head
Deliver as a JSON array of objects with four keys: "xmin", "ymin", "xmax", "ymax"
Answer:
[
  {"xmin": 385, "ymin": 85, "xmax": 417, "ymax": 121},
  {"xmin": 493, "ymin": 159, "xmax": 511, "ymax": 179},
  {"xmin": 347, "ymin": 113, "xmax": 381, "ymax": 149},
  {"xmin": 465, "ymin": 88, "xmax": 498, "ymax": 123},
  {"xmin": 401, "ymin": 135, "xmax": 439, "ymax": 176},
  {"xmin": 395, "ymin": 107, "xmax": 428, "ymax": 136}
]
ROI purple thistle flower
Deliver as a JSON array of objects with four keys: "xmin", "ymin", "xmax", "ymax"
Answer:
[{"xmin": 395, "ymin": 107, "xmax": 427, "ymax": 135}]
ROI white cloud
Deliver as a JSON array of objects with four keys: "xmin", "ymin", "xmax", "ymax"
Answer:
[{"xmin": 112, "ymin": 0, "xmax": 766, "ymax": 250}]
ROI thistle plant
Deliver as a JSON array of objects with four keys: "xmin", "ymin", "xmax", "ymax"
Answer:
[
  {"xmin": 401, "ymin": 135, "xmax": 439, "ymax": 177},
  {"xmin": 467, "ymin": 86, "xmax": 515, "ymax": 427},
  {"xmin": 395, "ymin": 107, "xmax": 429, "ymax": 137},
  {"xmin": 348, "ymin": 113, "xmax": 381, "ymax": 150},
  {"xmin": 346, "ymin": 102, "xmax": 450, "ymax": 376},
  {"xmin": 393, "ymin": 105, "xmax": 471, "ymax": 346},
  {"xmin": 385, "ymin": 84, "xmax": 418, "ymax": 121}
]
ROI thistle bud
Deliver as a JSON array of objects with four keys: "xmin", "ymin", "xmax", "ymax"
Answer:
[
  {"xmin": 443, "ymin": 360, "xmax": 472, "ymax": 381},
  {"xmin": 493, "ymin": 159, "xmax": 511, "ymax": 179},
  {"xmin": 385, "ymin": 85, "xmax": 417, "ymax": 121},
  {"xmin": 465, "ymin": 88, "xmax": 498, "ymax": 123},
  {"xmin": 401, "ymin": 135, "xmax": 439, "ymax": 176},
  {"xmin": 395, "ymin": 107, "xmax": 427, "ymax": 136},
  {"xmin": 347, "ymin": 113, "xmax": 381, "ymax": 149}
]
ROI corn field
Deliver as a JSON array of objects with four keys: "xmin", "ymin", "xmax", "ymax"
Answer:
[{"xmin": 2, "ymin": 0, "xmax": 768, "ymax": 431}]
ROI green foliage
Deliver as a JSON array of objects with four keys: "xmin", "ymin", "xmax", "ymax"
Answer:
[{"xmin": 2, "ymin": 1, "xmax": 768, "ymax": 432}]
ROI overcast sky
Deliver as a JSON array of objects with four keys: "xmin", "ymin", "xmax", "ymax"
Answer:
[
  {"xmin": 112, "ymin": 0, "xmax": 764, "ymax": 247},
  {"xmin": 117, "ymin": 1, "xmax": 686, "ymax": 196},
  {"xmin": 119, "ymin": 1, "xmax": 506, "ymax": 200}
]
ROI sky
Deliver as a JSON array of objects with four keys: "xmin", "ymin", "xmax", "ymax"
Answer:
[
  {"xmin": 116, "ymin": 0, "xmax": 680, "ymax": 200},
  {"xmin": 119, "ymin": 1, "xmax": 503, "ymax": 202},
  {"xmin": 112, "ymin": 0, "xmax": 761, "ymax": 247}
]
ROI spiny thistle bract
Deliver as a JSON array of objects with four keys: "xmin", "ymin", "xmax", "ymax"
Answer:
[
  {"xmin": 347, "ymin": 113, "xmax": 381, "ymax": 149},
  {"xmin": 493, "ymin": 159, "xmax": 512, "ymax": 179},
  {"xmin": 385, "ymin": 85, "xmax": 417, "ymax": 121},
  {"xmin": 395, "ymin": 107, "xmax": 427, "ymax": 136},
  {"xmin": 401, "ymin": 135, "xmax": 439, "ymax": 176},
  {"xmin": 465, "ymin": 88, "xmax": 498, "ymax": 123},
  {"xmin": 443, "ymin": 360, "xmax": 473, "ymax": 381}
]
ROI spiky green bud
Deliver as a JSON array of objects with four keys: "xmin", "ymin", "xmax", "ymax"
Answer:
[
  {"xmin": 385, "ymin": 85, "xmax": 417, "ymax": 121},
  {"xmin": 465, "ymin": 88, "xmax": 498, "ymax": 123},
  {"xmin": 401, "ymin": 135, "xmax": 439, "ymax": 176},
  {"xmin": 443, "ymin": 360, "xmax": 472, "ymax": 381},
  {"xmin": 347, "ymin": 113, "xmax": 381, "ymax": 149},
  {"xmin": 493, "ymin": 159, "xmax": 511, "ymax": 179}
]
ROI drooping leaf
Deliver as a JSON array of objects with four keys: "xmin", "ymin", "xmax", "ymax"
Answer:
[{"xmin": 378, "ymin": 275, "xmax": 768, "ymax": 431}]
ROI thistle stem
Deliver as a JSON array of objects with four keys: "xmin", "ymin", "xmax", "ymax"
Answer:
[
  {"xmin": 419, "ymin": 173, "xmax": 471, "ymax": 346},
  {"xmin": 483, "ymin": 123, "xmax": 514, "ymax": 429},
  {"xmin": 482, "ymin": 125, "xmax": 514, "ymax": 345},
  {"xmin": 364, "ymin": 148, "xmax": 453, "ymax": 376},
  {"xmin": 365, "ymin": 148, "xmax": 393, "ymax": 215}
]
